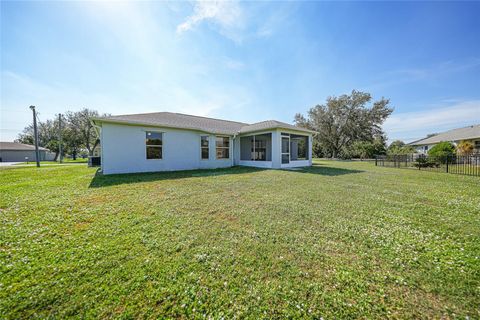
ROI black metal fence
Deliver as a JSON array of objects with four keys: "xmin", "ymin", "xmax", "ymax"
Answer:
[{"xmin": 375, "ymin": 154, "xmax": 480, "ymax": 177}]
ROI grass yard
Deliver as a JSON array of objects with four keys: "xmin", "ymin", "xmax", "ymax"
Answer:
[
  {"xmin": 1, "ymin": 160, "xmax": 479, "ymax": 318},
  {"xmin": 16, "ymin": 158, "xmax": 88, "ymax": 165}
]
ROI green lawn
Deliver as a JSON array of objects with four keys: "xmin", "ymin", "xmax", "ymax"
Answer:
[
  {"xmin": 16, "ymin": 158, "xmax": 88, "ymax": 165},
  {"xmin": 1, "ymin": 161, "xmax": 479, "ymax": 318}
]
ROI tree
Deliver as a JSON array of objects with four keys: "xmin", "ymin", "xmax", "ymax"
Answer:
[
  {"xmin": 387, "ymin": 140, "xmax": 416, "ymax": 155},
  {"xmin": 16, "ymin": 118, "xmax": 63, "ymax": 161},
  {"xmin": 388, "ymin": 140, "xmax": 405, "ymax": 149},
  {"xmin": 456, "ymin": 141, "xmax": 474, "ymax": 155},
  {"xmin": 16, "ymin": 108, "xmax": 108, "ymax": 161},
  {"xmin": 65, "ymin": 108, "xmax": 104, "ymax": 156},
  {"xmin": 63, "ymin": 123, "xmax": 83, "ymax": 160},
  {"xmin": 294, "ymin": 90, "xmax": 393, "ymax": 158},
  {"xmin": 428, "ymin": 141, "xmax": 455, "ymax": 162}
]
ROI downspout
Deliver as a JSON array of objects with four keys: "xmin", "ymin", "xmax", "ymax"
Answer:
[{"xmin": 232, "ymin": 133, "xmax": 237, "ymax": 166}]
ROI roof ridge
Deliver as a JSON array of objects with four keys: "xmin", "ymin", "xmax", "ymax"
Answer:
[
  {"xmin": 103, "ymin": 111, "xmax": 250, "ymax": 126},
  {"xmin": 172, "ymin": 112, "xmax": 250, "ymax": 125},
  {"xmin": 247, "ymin": 120, "xmax": 285, "ymax": 125},
  {"xmin": 246, "ymin": 120, "xmax": 272, "ymax": 125},
  {"xmin": 438, "ymin": 123, "xmax": 480, "ymax": 134}
]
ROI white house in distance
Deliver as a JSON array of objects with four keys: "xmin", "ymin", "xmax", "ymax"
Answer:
[
  {"xmin": 409, "ymin": 124, "xmax": 480, "ymax": 154},
  {"xmin": 92, "ymin": 112, "xmax": 314, "ymax": 175}
]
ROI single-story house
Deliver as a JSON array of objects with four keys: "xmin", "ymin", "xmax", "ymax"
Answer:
[
  {"xmin": 0, "ymin": 142, "xmax": 56, "ymax": 162},
  {"xmin": 409, "ymin": 124, "xmax": 480, "ymax": 154},
  {"xmin": 92, "ymin": 112, "xmax": 314, "ymax": 175}
]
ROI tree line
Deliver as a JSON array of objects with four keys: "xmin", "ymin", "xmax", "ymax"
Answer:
[{"xmin": 16, "ymin": 108, "xmax": 108, "ymax": 160}]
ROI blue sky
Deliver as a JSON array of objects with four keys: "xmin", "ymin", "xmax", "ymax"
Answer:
[{"xmin": 1, "ymin": 1, "xmax": 479, "ymax": 143}]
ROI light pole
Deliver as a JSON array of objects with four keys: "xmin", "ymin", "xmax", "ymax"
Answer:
[{"xmin": 30, "ymin": 105, "xmax": 40, "ymax": 167}]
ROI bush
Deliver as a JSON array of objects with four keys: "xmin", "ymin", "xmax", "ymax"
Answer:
[
  {"xmin": 414, "ymin": 156, "xmax": 440, "ymax": 168},
  {"xmin": 428, "ymin": 141, "xmax": 455, "ymax": 162},
  {"xmin": 386, "ymin": 140, "xmax": 416, "ymax": 155},
  {"xmin": 456, "ymin": 141, "xmax": 474, "ymax": 155},
  {"xmin": 341, "ymin": 139, "xmax": 387, "ymax": 159}
]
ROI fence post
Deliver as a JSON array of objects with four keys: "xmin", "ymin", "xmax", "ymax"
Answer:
[
  {"xmin": 446, "ymin": 155, "xmax": 449, "ymax": 173},
  {"xmin": 375, "ymin": 157, "xmax": 377, "ymax": 166}
]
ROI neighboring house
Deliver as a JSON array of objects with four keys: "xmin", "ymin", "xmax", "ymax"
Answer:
[
  {"xmin": 0, "ymin": 142, "xmax": 56, "ymax": 162},
  {"xmin": 92, "ymin": 112, "xmax": 314, "ymax": 175},
  {"xmin": 409, "ymin": 124, "xmax": 480, "ymax": 154},
  {"xmin": 92, "ymin": 145, "xmax": 101, "ymax": 157}
]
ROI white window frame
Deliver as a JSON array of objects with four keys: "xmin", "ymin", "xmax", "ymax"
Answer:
[
  {"xmin": 200, "ymin": 135, "xmax": 209, "ymax": 160},
  {"xmin": 145, "ymin": 131, "xmax": 163, "ymax": 160},
  {"xmin": 215, "ymin": 136, "xmax": 230, "ymax": 160}
]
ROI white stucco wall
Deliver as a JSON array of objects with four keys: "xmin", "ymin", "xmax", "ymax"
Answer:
[
  {"xmin": 101, "ymin": 123, "xmax": 233, "ymax": 174},
  {"xmin": 100, "ymin": 123, "xmax": 313, "ymax": 174}
]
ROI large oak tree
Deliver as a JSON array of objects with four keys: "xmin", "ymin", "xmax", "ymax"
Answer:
[{"xmin": 294, "ymin": 90, "xmax": 393, "ymax": 158}]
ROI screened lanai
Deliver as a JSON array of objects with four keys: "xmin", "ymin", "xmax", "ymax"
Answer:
[{"xmin": 236, "ymin": 131, "xmax": 311, "ymax": 169}]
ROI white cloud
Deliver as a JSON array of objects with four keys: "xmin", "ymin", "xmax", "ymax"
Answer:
[
  {"xmin": 255, "ymin": 3, "xmax": 292, "ymax": 38},
  {"xmin": 383, "ymin": 100, "xmax": 480, "ymax": 142},
  {"xmin": 177, "ymin": 1, "xmax": 244, "ymax": 42},
  {"xmin": 223, "ymin": 57, "xmax": 244, "ymax": 70}
]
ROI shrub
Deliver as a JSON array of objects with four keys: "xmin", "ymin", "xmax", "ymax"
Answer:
[
  {"xmin": 428, "ymin": 141, "xmax": 455, "ymax": 162},
  {"xmin": 387, "ymin": 140, "xmax": 416, "ymax": 155},
  {"xmin": 456, "ymin": 141, "xmax": 474, "ymax": 155},
  {"xmin": 414, "ymin": 156, "xmax": 440, "ymax": 168},
  {"xmin": 342, "ymin": 139, "xmax": 387, "ymax": 159}
]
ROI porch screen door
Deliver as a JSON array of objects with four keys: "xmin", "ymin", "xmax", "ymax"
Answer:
[{"xmin": 281, "ymin": 136, "xmax": 290, "ymax": 164}]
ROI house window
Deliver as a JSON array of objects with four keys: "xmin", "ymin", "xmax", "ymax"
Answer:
[
  {"xmin": 146, "ymin": 131, "xmax": 162, "ymax": 159},
  {"xmin": 475, "ymin": 140, "xmax": 480, "ymax": 150},
  {"xmin": 201, "ymin": 136, "xmax": 209, "ymax": 160},
  {"xmin": 216, "ymin": 136, "xmax": 230, "ymax": 159}
]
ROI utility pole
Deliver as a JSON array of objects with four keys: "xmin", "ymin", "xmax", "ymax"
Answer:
[
  {"xmin": 58, "ymin": 114, "xmax": 63, "ymax": 163},
  {"xmin": 29, "ymin": 105, "xmax": 40, "ymax": 167}
]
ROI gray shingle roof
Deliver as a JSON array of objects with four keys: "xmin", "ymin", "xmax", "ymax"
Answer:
[
  {"xmin": 409, "ymin": 124, "xmax": 480, "ymax": 146},
  {"xmin": 0, "ymin": 142, "xmax": 49, "ymax": 151},
  {"xmin": 239, "ymin": 120, "xmax": 313, "ymax": 134},
  {"xmin": 92, "ymin": 112, "xmax": 313, "ymax": 135}
]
